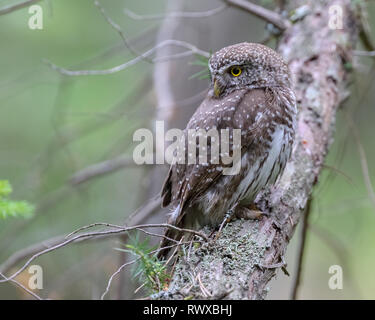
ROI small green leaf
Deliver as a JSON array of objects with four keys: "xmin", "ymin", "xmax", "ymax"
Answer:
[
  {"xmin": 0, "ymin": 180, "xmax": 34, "ymax": 220},
  {"xmin": 0, "ymin": 180, "xmax": 12, "ymax": 197}
]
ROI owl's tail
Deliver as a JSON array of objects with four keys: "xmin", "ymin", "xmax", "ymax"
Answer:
[
  {"xmin": 157, "ymin": 228, "xmax": 181, "ymax": 260},
  {"xmin": 157, "ymin": 204, "xmax": 185, "ymax": 260},
  {"xmin": 157, "ymin": 204, "xmax": 206, "ymax": 260}
]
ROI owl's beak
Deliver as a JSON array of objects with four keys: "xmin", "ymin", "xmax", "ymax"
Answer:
[{"xmin": 214, "ymin": 79, "xmax": 221, "ymax": 97}]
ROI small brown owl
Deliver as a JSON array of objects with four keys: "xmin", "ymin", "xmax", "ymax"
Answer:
[{"xmin": 159, "ymin": 42, "xmax": 296, "ymax": 257}]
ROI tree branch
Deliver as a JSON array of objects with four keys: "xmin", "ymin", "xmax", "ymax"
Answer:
[
  {"xmin": 0, "ymin": 221, "xmax": 207, "ymax": 284},
  {"xmin": 94, "ymin": 0, "xmax": 153, "ymax": 64},
  {"xmin": 68, "ymin": 154, "xmax": 137, "ymax": 185},
  {"xmin": 45, "ymin": 39, "xmax": 209, "ymax": 76},
  {"xmin": 0, "ymin": 197, "xmax": 161, "ymax": 275},
  {"xmin": 0, "ymin": 0, "xmax": 41, "ymax": 16},
  {"xmin": 157, "ymin": 0, "xmax": 359, "ymax": 300},
  {"xmin": 224, "ymin": 0, "xmax": 292, "ymax": 31},
  {"xmin": 124, "ymin": 5, "xmax": 228, "ymax": 20},
  {"xmin": 0, "ymin": 271, "xmax": 43, "ymax": 300}
]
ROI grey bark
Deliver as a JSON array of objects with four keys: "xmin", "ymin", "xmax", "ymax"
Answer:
[{"xmin": 155, "ymin": 0, "xmax": 359, "ymax": 300}]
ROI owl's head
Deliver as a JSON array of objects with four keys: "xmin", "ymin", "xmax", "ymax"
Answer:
[{"xmin": 208, "ymin": 42, "xmax": 291, "ymax": 98}]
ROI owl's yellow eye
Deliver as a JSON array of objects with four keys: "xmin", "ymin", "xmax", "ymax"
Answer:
[{"xmin": 231, "ymin": 66, "xmax": 242, "ymax": 77}]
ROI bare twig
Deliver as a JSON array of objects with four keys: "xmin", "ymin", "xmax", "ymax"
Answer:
[
  {"xmin": 197, "ymin": 273, "xmax": 213, "ymax": 297},
  {"xmin": 69, "ymin": 154, "xmax": 137, "ymax": 185},
  {"xmin": 224, "ymin": 0, "xmax": 291, "ymax": 30},
  {"xmin": 66, "ymin": 222, "xmax": 181, "ymax": 244},
  {"xmin": 66, "ymin": 222, "xmax": 208, "ymax": 242},
  {"xmin": 353, "ymin": 50, "xmax": 375, "ymax": 57},
  {"xmin": 0, "ymin": 235, "xmax": 65, "ymax": 276},
  {"xmin": 0, "ymin": 221, "xmax": 208, "ymax": 283},
  {"xmin": 291, "ymin": 199, "xmax": 312, "ymax": 300},
  {"xmin": 309, "ymin": 223, "xmax": 362, "ymax": 298},
  {"xmin": 0, "ymin": 197, "xmax": 161, "ymax": 275},
  {"xmin": 45, "ymin": 40, "xmax": 209, "ymax": 76},
  {"xmin": 357, "ymin": 1, "xmax": 375, "ymax": 52},
  {"xmin": 309, "ymin": 225, "xmax": 349, "ymax": 269},
  {"xmin": 101, "ymin": 257, "xmax": 141, "ymax": 300},
  {"xmin": 124, "ymin": 5, "xmax": 227, "ymax": 20},
  {"xmin": 346, "ymin": 113, "xmax": 375, "ymax": 211},
  {"xmin": 94, "ymin": 0, "xmax": 152, "ymax": 63},
  {"xmin": 0, "ymin": 272, "xmax": 43, "ymax": 300},
  {"xmin": 101, "ymin": 241, "xmax": 193, "ymax": 300},
  {"xmin": 321, "ymin": 164, "xmax": 354, "ymax": 187},
  {"xmin": 0, "ymin": 0, "xmax": 41, "ymax": 16}
]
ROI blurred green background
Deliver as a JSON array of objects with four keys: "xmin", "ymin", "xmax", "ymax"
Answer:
[{"xmin": 0, "ymin": 0, "xmax": 374, "ymax": 299}]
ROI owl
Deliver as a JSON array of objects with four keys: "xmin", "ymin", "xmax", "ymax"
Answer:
[{"xmin": 159, "ymin": 42, "xmax": 297, "ymax": 257}]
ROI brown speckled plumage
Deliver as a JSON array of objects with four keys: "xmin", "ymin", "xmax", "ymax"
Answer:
[{"xmin": 159, "ymin": 43, "xmax": 297, "ymax": 257}]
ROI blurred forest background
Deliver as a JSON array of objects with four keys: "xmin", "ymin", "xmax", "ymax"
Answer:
[{"xmin": 0, "ymin": 0, "xmax": 374, "ymax": 299}]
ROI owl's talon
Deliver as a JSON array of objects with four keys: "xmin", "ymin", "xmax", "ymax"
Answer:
[
  {"xmin": 224, "ymin": 209, "xmax": 235, "ymax": 222},
  {"xmin": 235, "ymin": 206, "xmax": 267, "ymax": 220}
]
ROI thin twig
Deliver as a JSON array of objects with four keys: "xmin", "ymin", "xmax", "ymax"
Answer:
[
  {"xmin": 45, "ymin": 40, "xmax": 209, "ymax": 76},
  {"xmin": 0, "ymin": 272, "xmax": 43, "ymax": 300},
  {"xmin": 197, "ymin": 273, "xmax": 212, "ymax": 297},
  {"xmin": 0, "ymin": 230, "xmax": 123, "ymax": 283},
  {"xmin": 357, "ymin": 1, "xmax": 375, "ymax": 52},
  {"xmin": 224, "ymin": 0, "xmax": 291, "ymax": 30},
  {"xmin": 0, "ymin": 197, "xmax": 161, "ymax": 275},
  {"xmin": 100, "ymin": 257, "xmax": 141, "ymax": 300},
  {"xmin": 66, "ymin": 222, "xmax": 208, "ymax": 242},
  {"xmin": 0, "ymin": 0, "xmax": 41, "ymax": 16},
  {"xmin": 309, "ymin": 225, "xmax": 349, "ymax": 269},
  {"xmin": 94, "ymin": 0, "xmax": 152, "ymax": 63},
  {"xmin": 345, "ymin": 113, "xmax": 375, "ymax": 211},
  {"xmin": 321, "ymin": 164, "xmax": 354, "ymax": 187},
  {"xmin": 136, "ymin": 229, "xmax": 181, "ymax": 244},
  {"xmin": 124, "ymin": 5, "xmax": 227, "ymax": 20},
  {"xmin": 0, "ymin": 222, "xmax": 207, "ymax": 283},
  {"xmin": 291, "ymin": 199, "xmax": 312, "ymax": 300},
  {"xmin": 101, "ymin": 241, "xmax": 192, "ymax": 300},
  {"xmin": 68, "ymin": 154, "xmax": 137, "ymax": 185},
  {"xmin": 354, "ymin": 50, "xmax": 375, "ymax": 57}
]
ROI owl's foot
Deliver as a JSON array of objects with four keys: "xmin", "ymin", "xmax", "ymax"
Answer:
[{"xmin": 235, "ymin": 205, "xmax": 267, "ymax": 220}]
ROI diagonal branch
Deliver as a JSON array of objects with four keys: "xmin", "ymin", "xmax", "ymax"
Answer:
[
  {"xmin": 68, "ymin": 154, "xmax": 137, "ymax": 185},
  {"xmin": 0, "ymin": 0, "xmax": 41, "ymax": 16},
  {"xmin": 45, "ymin": 39, "xmax": 209, "ymax": 76},
  {"xmin": 0, "ymin": 271, "xmax": 43, "ymax": 300},
  {"xmin": 224, "ymin": 0, "xmax": 291, "ymax": 31},
  {"xmin": 94, "ymin": 0, "xmax": 152, "ymax": 63},
  {"xmin": 290, "ymin": 199, "xmax": 312, "ymax": 300},
  {"xmin": 123, "ymin": 5, "xmax": 228, "ymax": 20}
]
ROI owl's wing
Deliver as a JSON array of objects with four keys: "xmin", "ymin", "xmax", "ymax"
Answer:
[{"xmin": 161, "ymin": 88, "xmax": 272, "ymax": 224}]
